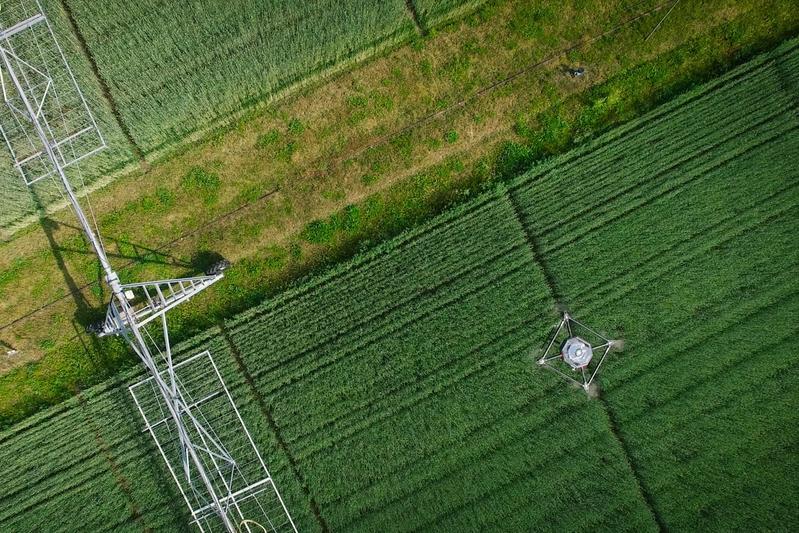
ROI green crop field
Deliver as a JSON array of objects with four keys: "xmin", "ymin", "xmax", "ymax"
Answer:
[
  {"xmin": 1, "ymin": 37, "xmax": 796, "ymax": 532},
  {"xmin": 0, "ymin": 0, "xmax": 136, "ymax": 230},
  {"xmin": 507, "ymin": 38, "xmax": 799, "ymax": 529},
  {"xmin": 61, "ymin": 0, "xmax": 418, "ymax": 154},
  {"xmin": 0, "ymin": 0, "xmax": 487, "ymax": 230}
]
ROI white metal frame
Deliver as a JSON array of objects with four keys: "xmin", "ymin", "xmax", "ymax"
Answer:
[
  {"xmin": 0, "ymin": 0, "xmax": 105, "ymax": 185},
  {"xmin": 0, "ymin": 2, "xmax": 296, "ymax": 531},
  {"xmin": 130, "ymin": 351, "xmax": 296, "ymax": 532},
  {"xmin": 537, "ymin": 312, "xmax": 616, "ymax": 392}
]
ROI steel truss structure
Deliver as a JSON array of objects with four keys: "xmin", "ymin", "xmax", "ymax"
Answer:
[
  {"xmin": 538, "ymin": 313, "xmax": 617, "ymax": 392},
  {"xmin": 0, "ymin": 2, "xmax": 295, "ymax": 531},
  {"xmin": 130, "ymin": 351, "xmax": 295, "ymax": 532}
]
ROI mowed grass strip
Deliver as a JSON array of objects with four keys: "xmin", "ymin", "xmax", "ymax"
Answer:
[{"xmin": 508, "ymin": 39, "xmax": 799, "ymax": 530}]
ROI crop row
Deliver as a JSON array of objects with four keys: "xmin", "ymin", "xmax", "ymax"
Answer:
[
  {"xmin": 612, "ymin": 292, "xmax": 799, "ymax": 531},
  {"xmin": 295, "ymin": 331, "xmax": 648, "ymax": 531},
  {"xmin": 273, "ymin": 258, "xmax": 546, "ymax": 457},
  {"xmin": 0, "ymin": 385, "xmax": 184, "ymax": 532},
  {"xmin": 227, "ymin": 195, "xmax": 540, "ymax": 394},
  {"xmin": 0, "ymin": 333, "xmax": 318, "ymax": 533},
  {"xmin": 506, "ymin": 38, "xmax": 799, "ymax": 531},
  {"xmin": 550, "ymin": 131, "xmax": 796, "ymax": 317},
  {"xmin": 217, "ymin": 180, "xmax": 653, "ymax": 529},
  {"xmin": 1, "ymin": 39, "xmax": 796, "ymax": 531},
  {"xmin": 343, "ymin": 395, "xmax": 654, "ymax": 532},
  {"xmin": 226, "ymin": 192, "xmax": 523, "ymax": 358},
  {"xmin": 61, "ymin": 0, "xmax": 415, "ymax": 153}
]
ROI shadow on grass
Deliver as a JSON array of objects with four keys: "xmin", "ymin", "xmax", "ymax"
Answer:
[{"xmin": 31, "ymin": 188, "xmax": 113, "ymax": 375}]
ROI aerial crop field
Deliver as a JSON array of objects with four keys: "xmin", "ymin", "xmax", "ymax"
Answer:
[
  {"xmin": 0, "ymin": 0, "xmax": 794, "ymax": 382},
  {"xmin": 0, "ymin": 39, "xmax": 797, "ymax": 531},
  {"xmin": 0, "ymin": 0, "xmax": 136, "ymax": 229},
  {"xmin": 1, "ymin": 0, "xmax": 485, "ymax": 229},
  {"xmin": 0, "ymin": 333, "xmax": 318, "ymax": 532},
  {"xmin": 61, "ymin": 0, "xmax": 418, "ymax": 154},
  {"xmin": 508, "ymin": 38, "xmax": 799, "ymax": 529},
  {"xmin": 223, "ymin": 192, "xmax": 654, "ymax": 530}
]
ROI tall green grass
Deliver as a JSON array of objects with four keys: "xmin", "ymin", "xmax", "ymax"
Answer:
[
  {"xmin": 62, "ymin": 0, "xmax": 416, "ymax": 154},
  {"xmin": 508, "ymin": 38, "xmax": 799, "ymax": 530},
  {"xmin": 1, "ymin": 39, "xmax": 796, "ymax": 531},
  {"xmin": 0, "ymin": 0, "xmax": 137, "ymax": 230},
  {"xmin": 0, "ymin": 187, "xmax": 654, "ymax": 531}
]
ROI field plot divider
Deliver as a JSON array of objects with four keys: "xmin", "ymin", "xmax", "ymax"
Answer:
[
  {"xmin": 500, "ymin": 186, "xmax": 667, "ymax": 531},
  {"xmin": 217, "ymin": 322, "xmax": 332, "ymax": 533},
  {"xmin": 499, "ymin": 186, "xmax": 563, "ymax": 304},
  {"xmin": 54, "ymin": 0, "xmax": 143, "ymax": 159}
]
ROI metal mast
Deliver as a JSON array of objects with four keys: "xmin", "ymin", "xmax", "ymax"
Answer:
[{"xmin": 0, "ymin": 2, "xmax": 295, "ymax": 531}]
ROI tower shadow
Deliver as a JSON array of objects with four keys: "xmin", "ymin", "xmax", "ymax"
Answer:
[{"xmin": 29, "ymin": 187, "xmax": 113, "ymax": 373}]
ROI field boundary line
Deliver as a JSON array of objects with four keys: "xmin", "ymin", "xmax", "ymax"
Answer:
[
  {"xmin": 75, "ymin": 390, "xmax": 146, "ymax": 530},
  {"xmin": 502, "ymin": 187, "xmax": 667, "ymax": 532},
  {"xmin": 595, "ymin": 397, "xmax": 668, "ymax": 532},
  {"xmin": 528, "ymin": 95, "xmax": 790, "ymax": 237},
  {"xmin": 225, "ymin": 191, "xmax": 505, "ymax": 331},
  {"xmin": 232, "ymin": 207, "xmax": 526, "ymax": 388},
  {"xmin": 404, "ymin": 0, "xmax": 428, "ymax": 35},
  {"xmin": 501, "ymin": 189, "xmax": 563, "ymax": 304},
  {"xmin": 56, "ymin": 0, "xmax": 145, "ymax": 161},
  {"xmin": 218, "ymin": 323, "xmax": 331, "ymax": 533}
]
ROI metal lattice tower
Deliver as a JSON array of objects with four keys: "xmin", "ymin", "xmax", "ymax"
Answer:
[{"xmin": 0, "ymin": 2, "xmax": 295, "ymax": 531}]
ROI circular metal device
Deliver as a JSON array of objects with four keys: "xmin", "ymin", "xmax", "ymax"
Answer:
[{"xmin": 561, "ymin": 337, "xmax": 593, "ymax": 369}]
